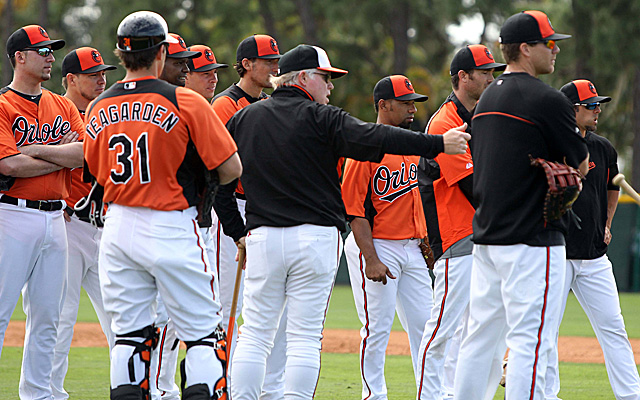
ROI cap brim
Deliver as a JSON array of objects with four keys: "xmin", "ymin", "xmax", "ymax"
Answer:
[
  {"xmin": 318, "ymin": 66, "xmax": 348, "ymax": 79},
  {"xmin": 192, "ymin": 63, "xmax": 229, "ymax": 72},
  {"xmin": 37, "ymin": 39, "xmax": 65, "ymax": 51},
  {"xmin": 395, "ymin": 93, "xmax": 428, "ymax": 102},
  {"xmin": 168, "ymin": 50, "xmax": 201, "ymax": 59},
  {"xmin": 545, "ymin": 33, "xmax": 572, "ymax": 41},
  {"xmin": 476, "ymin": 62, "xmax": 506, "ymax": 71},
  {"xmin": 256, "ymin": 54, "xmax": 282, "ymax": 60},
  {"xmin": 80, "ymin": 64, "xmax": 117, "ymax": 73},
  {"xmin": 578, "ymin": 95, "xmax": 612, "ymax": 104}
]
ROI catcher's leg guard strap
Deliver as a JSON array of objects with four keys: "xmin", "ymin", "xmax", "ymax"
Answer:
[
  {"xmin": 180, "ymin": 325, "xmax": 227, "ymax": 399},
  {"xmin": 113, "ymin": 325, "xmax": 159, "ymax": 400}
]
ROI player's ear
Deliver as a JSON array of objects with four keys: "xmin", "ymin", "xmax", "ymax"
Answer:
[
  {"xmin": 241, "ymin": 58, "xmax": 252, "ymax": 71},
  {"xmin": 378, "ymin": 99, "xmax": 388, "ymax": 112}
]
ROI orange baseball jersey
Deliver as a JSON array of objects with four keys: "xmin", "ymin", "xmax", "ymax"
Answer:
[
  {"xmin": 342, "ymin": 154, "xmax": 426, "ymax": 240},
  {"xmin": 211, "ymin": 84, "xmax": 267, "ymax": 196},
  {"xmin": 65, "ymin": 111, "xmax": 90, "ymax": 208},
  {"xmin": 0, "ymin": 87, "xmax": 85, "ymax": 200},
  {"xmin": 426, "ymin": 95, "xmax": 475, "ymax": 252},
  {"xmin": 84, "ymin": 76, "xmax": 237, "ymax": 211}
]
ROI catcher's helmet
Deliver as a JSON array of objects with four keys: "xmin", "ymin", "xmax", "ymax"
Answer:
[{"xmin": 116, "ymin": 11, "xmax": 178, "ymax": 52}]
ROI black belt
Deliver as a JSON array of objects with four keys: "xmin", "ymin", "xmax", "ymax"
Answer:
[{"xmin": 0, "ymin": 195, "xmax": 64, "ymax": 211}]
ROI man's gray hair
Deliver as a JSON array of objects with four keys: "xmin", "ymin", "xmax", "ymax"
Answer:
[{"xmin": 270, "ymin": 68, "xmax": 317, "ymax": 88}]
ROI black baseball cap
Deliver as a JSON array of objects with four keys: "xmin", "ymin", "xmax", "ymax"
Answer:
[
  {"xmin": 166, "ymin": 33, "xmax": 200, "ymax": 59},
  {"xmin": 560, "ymin": 79, "xmax": 611, "ymax": 104},
  {"xmin": 373, "ymin": 75, "xmax": 428, "ymax": 105},
  {"xmin": 450, "ymin": 44, "xmax": 506, "ymax": 76},
  {"xmin": 187, "ymin": 45, "xmax": 228, "ymax": 72},
  {"xmin": 6, "ymin": 25, "xmax": 65, "ymax": 57},
  {"xmin": 499, "ymin": 10, "xmax": 571, "ymax": 44},
  {"xmin": 62, "ymin": 47, "xmax": 117, "ymax": 75},
  {"xmin": 236, "ymin": 34, "xmax": 281, "ymax": 62},
  {"xmin": 279, "ymin": 44, "xmax": 348, "ymax": 79}
]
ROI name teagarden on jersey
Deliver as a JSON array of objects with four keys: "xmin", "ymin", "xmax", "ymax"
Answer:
[{"xmin": 85, "ymin": 101, "xmax": 180, "ymax": 139}]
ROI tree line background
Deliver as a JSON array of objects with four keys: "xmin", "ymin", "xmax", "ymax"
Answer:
[{"xmin": 2, "ymin": 0, "xmax": 640, "ymax": 186}]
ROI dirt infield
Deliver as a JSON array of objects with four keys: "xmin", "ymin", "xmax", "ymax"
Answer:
[{"xmin": 6, "ymin": 321, "xmax": 639, "ymax": 364}]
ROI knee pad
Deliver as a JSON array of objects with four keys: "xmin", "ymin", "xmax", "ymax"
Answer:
[
  {"xmin": 110, "ymin": 384, "xmax": 142, "ymax": 400},
  {"xmin": 180, "ymin": 325, "xmax": 227, "ymax": 399},
  {"xmin": 113, "ymin": 325, "xmax": 159, "ymax": 400}
]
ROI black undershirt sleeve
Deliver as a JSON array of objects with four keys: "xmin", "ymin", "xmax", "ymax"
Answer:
[
  {"xmin": 212, "ymin": 179, "xmax": 247, "ymax": 242},
  {"xmin": 457, "ymin": 173, "xmax": 476, "ymax": 209}
]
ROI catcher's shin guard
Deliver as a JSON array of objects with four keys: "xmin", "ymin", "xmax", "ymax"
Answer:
[
  {"xmin": 180, "ymin": 325, "xmax": 227, "ymax": 399},
  {"xmin": 110, "ymin": 325, "xmax": 159, "ymax": 400}
]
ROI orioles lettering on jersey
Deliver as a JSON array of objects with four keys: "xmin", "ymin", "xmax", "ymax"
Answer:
[
  {"xmin": 373, "ymin": 162, "xmax": 418, "ymax": 202},
  {"xmin": 85, "ymin": 101, "xmax": 179, "ymax": 139},
  {"xmin": 13, "ymin": 115, "xmax": 72, "ymax": 146}
]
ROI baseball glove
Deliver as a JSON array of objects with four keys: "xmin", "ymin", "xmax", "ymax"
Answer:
[
  {"xmin": 419, "ymin": 237, "xmax": 436, "ymax": 269},
  {"xmin": 196, "ymin": 169, "xmax": 220, "ymax": 228},
  {"xmin": 530, "ymin": 156, "xmax": 583, "ymax": 222},
  {"xmin": 0, "ymin": 174, "xmax": 15, "ymax": 191}
]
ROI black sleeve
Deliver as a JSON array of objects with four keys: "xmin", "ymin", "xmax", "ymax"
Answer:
[
  {"xmin": 606, "ymin": 138, "xmax": 620, "ymax": 191},
  {"xmin": 457, "ymin": 173, "xmax": 476, "ymax": 209},
  {"xmin": 327, "ymin": 108, "xmax": 445, "ymax": 162},
  {"xmin": 212, "ymin": 179, "xmax": 247, "ymax": 242},
  {"xmin": 538, "ymin": 92, "xmax": 587, "ymax": 168}
]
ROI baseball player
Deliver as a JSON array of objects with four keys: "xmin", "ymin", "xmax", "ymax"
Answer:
[
  {"xmin": 543, "ymin": 80, "xmax": 640, "ymax": 400},
  {"xmin": 416, "ymin": 44, "xmax": 505, "ymax": 400},
  {"xmin": 453, "ymin": 11, "xmax": 589, "ymax": 400},
  {"xmin": 50, "ymin": 46, "xmax": 117, "ymax": 400},
  {"xmin": 184, "ymin": 45, "xmax": 228, "ymax": 100},
  {"xmin": 210, "ymin": 34, "xmax": 288, "ymax": 399},
  {"xmin": 342, "ymin": 75, "xmax": 434, "ymax": 400},
  {"xmin": 0, "ymin": 25, "xmax": 85, "ymax": 399},
  {"xmin": 148, "ymin": 32, "xmax": 201, "ymax": 400},
  {"xmin": 83, "ymin": 11, "xmax": 241, "ymax": 400},
  {"xmin": 216, "ymin": 44, "xmax": 470, "ymax": 400}
]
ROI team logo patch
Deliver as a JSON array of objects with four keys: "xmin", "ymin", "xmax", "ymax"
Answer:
[
  {"xmin": 588, "ymin": 82, "xmax": 597, "ymax": 94},
  {"xmin": 178, "ymin": 36, "xmax": 186, "ymax": 49},
  {"xmin": 373, "ymin": 162, "xmax": 419, "ymax": 203},
  {"xmin": 270, "ymin": 39, "xmax": 278, "ymax": 53},
  {"xmin": 91, "ymin": 50, "xmax": 102, "ymax": 63},
  {"xmin": 485, "ymin": 48, "xmax": 494, "ymax": 60},
  {"xmin": 588, "ymin": 161, "xmax": 596, "ymax": 170},
  {"xmin": 39, "ymin": 26, "xmax": 49, "ymax": 39},
  {"xmin": 204, "ymin": 49, "xmax": 214, "ymax": 62},
  {"xmin": 404, "ymin": 78, "xmax": 413, "ymax": 91}
]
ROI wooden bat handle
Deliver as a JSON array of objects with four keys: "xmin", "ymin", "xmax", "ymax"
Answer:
[
  {"xmin": 226, "ymin": 246, "xmax": 245, "ymax": 360},
  {"xmin": 613, "ymin": 173, "xmax": 640, "ymax": 206}
]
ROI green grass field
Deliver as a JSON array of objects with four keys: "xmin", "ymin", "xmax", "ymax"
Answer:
[{"xmin": 2, "ymin": 285, "xmax": 640, "ymax": 399}]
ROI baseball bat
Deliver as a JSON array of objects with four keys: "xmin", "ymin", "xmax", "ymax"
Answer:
[
  {"xmin": 612, "ymin": 174, "xmax": 640, "ymax": 206},
  {"xmin": 226, "ymin": 246, "xmax": 245, "ymax": 360}
]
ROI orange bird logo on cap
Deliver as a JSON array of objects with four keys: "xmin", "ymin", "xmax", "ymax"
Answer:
[
  {"xmin": 588, "ymin": 82, "xmax": 597, "ymax": 94},
  {"xmin": 270, "ymin": 39, "xmax": 278, "ymax": 52},
  {"xmin": 178, "ymin": 36, "xmax": 187, "ymax": 49},
  {"xmin": 38, "ymin": 26, "xmax": 49, "ymax": 39},
  {"xmin": 91, "ymin": 50, "xmax": 102, "ymax": 63},
  {"xmin": 485, "ymin": 48, "xmax": 494, "ymax": 60},
  {"xmin": 404, "ymin": 78, "xmax": 413, "ymax": 91},
  {"xmin": 204, "ymin": 49, "xmax": 214, "ymax": 62}
]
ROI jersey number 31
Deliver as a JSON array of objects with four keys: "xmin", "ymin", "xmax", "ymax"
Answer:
[{"xmin": 109, "ymin": 133, "xmax": 150, "ymax": 185}]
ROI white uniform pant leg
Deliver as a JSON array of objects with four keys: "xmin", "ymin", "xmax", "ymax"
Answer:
[
  {"xmin": 101, "ymin": 205, "xmax": 223, "ymax": 394},
  {"xmin": 441, "ymin": 307, "xmax": 467, "ymax": 399},
  {"xmin": 52, "ymin": 218, "xmax": 111, "ymax": 400},
  {"xmin": 465, "ymin": 244, "xmax": 564, "ymax": 400},
  {"xmin": 453, "ymin": 244, "xmax": 509, "ymax": 400},
  {"xmin": 416, "ymin": 254, "xmax": 472, "ymax": 400},
  {"xmin": 573, "ymin": 256, "xmax": 640, "ymax": 400},
  {"xmin": 393, "ymin": 239, "xmax": 433, "ymax": 373},
  {"xmin": 544, "ymin": 259, "xmax": 576, "ymax": 400},
  {"xmin": 345, "ymin": 233, "xmax": 398, "ymax": 400},
  {"xmin": 150, "ymin": 295, "xmax": 180, "ymax": 400},
  {"xmin": 15, "ymin": 207, "xmax": 68, "ymax": 400},
  {"xmin": 261, "ymin": 310, "xmax": 287, "ymax": 400}
]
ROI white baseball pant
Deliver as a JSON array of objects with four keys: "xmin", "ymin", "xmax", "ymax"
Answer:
[
  {"xmin": 344, "ymin": 233, "xmax": 433, "ymax": 400},
  {"xmin": 51, "ymin": 216, "xmax": 114, "ymax": 400},
  {"xmin": 0, "ymin": 202, "xmax": 68, "ymax": 400},
  {"xmin": 544, "ymin": 255, "xmax": 640, "ymax": 400},
  {"xmin": 454, "ymin": 244, "xmax": 565, "ymax": 400},
  {"xmin": 416, "ymin": 254, "xmax": 472, "ymax": 400},
  {"xmin": 100, "ymin": 205, "xmax": 224, "ymax": 396},
  {"xmin": 230, "ymin": 224, "xmax": 342, "ymax": 400}
]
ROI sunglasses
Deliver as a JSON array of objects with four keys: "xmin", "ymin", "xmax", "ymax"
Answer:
[
  {"xmin": 311, "ymin": 71, "xmax": 331, "ymax": 83},
  {"xmin": 528, "ymin": 39, "xmax": 556, "ymax": 50},
  {"xmin": 576, "ymin": 102, "xmax": 601, "ymax": 110},
  {"xmin": 23, "ymin": 47, "xmax": 54, "ymax": 57}
]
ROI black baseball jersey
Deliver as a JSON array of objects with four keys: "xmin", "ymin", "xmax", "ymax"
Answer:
[
  {"xmin": 566, "ymin": 131, "xmax": 619, "ymax": 259},
  {"xmin": 223, "ymin": 85, "xmax": 445, "ymax": 233},
  {"xmin": 471, "ymin": 72, "xmax": 588, "ymax": 246}
]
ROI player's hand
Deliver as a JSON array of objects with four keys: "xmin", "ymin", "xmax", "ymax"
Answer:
[
  {"xmin": 63, "ymin": 209, "xmax": 71, "ymax": 222},
  {"xmin": 442, "ymin": 123, "xmax": 470, "ymax": 155},
  {"xmin": 59, "ymin": 131, "xmax": 79, "ymax": 145},
  {"xmin": 604, "ymin": 226, "xmax": 612, "ymax": 245},
  {"xmin": 365, "ymin": 258, "xmax": 396, "ymax": 285},
  {"xmin": 235, "ymin": 236, "xmax": 247, "ymax": 269}
]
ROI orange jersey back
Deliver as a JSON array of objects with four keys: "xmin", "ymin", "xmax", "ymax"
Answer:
[
  {"xmin": 211, "ymin": 84, "xmax": 267, "ymax": 196},
  {"xmin": 84, "ymin": 77, "xmax": 237, "ymax": 211},
  {"xmin": 0, "ymin": 88, "xmax": 85, "ymax": 200},
  {"xmin": 342, "ymin": 154, "xmax": 426, "ymax": 240},
  {"xmin": 426, "ymin": 97, "xmax": 474, "ymax": 252}
]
